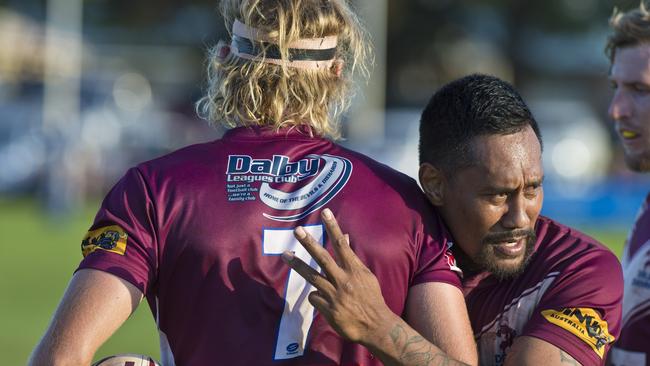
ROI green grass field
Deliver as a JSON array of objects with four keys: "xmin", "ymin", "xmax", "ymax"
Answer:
[
  {"xmin": 0, "ymin": 199, "xmax": 160, "ymax": 365},
  {"xmin": 0, "ymin": 197, "xmax": 628, "ymax": 365}
]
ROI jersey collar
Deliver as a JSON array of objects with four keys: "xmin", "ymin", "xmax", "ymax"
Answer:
[{"xmin": 223, "ymin": 125, "xmax": 319, "ymax": 140}]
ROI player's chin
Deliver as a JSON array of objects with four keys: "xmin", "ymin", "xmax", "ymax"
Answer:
[
  {"xmin": 493, "ymin": 257, "xmax": 527, "ymax": 279},
  {"xmin": 479, "ymin": 249, "xmax": 531, "ymax": 281},
  {"xmin": 623, "ymin": 151, "xmax": 650, "ymax": 172}
]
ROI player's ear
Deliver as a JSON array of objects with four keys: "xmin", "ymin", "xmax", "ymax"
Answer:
[
  {"xmin": 332, "ymin": 59, "xmax": 344, "ymax": 78},
  {"xmin": 419, "ymin": 163, "xmax": 445, "ymax": 206}
]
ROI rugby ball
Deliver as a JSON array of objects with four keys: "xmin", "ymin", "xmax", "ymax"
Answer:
[{"xmin": 92, "ymin": 353, "xmax": 160, "ymax": 366}]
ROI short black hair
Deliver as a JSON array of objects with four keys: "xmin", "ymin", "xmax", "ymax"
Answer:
[{"xmin": 418, "ymin": 74, "xmax": 542, "ymax": 173}]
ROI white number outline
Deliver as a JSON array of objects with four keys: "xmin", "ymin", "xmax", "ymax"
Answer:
[{"xmin": 262, "ymin": 224, "xmax": 324, "ymax": 360}]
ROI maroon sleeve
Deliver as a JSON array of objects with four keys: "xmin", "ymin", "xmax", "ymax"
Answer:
[
  {"xmin": 76, "ymin": 167, "xmax": 158, "ymax": 295},
  {"xmin": 411, "ymin": 207, "xmax": 463, "ymax": 290},
  {"xmin": 523, "ymin": 248, "xmax": 623, "ymax": 365}
]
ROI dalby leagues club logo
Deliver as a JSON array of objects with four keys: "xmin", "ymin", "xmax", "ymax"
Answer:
[{"xmin": 226, "ymin": 154, "xmax": 352, "ymax": 222}]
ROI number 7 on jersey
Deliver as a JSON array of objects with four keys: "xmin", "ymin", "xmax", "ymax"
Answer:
[{"xmin": 263, "ymin": 225, "xmax": 324, "ymax": 360}]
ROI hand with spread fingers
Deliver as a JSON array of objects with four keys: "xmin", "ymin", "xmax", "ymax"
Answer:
[
  {"xmin": 281, "ymin": 208, "xmax": 394, "ymax": 344},
  {"xmin": 282, "ymin": 208, "xmax": 472, "ymax": 366}
]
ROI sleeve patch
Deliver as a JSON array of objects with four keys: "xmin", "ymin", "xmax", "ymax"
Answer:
[
  {"xmin": 541, "ymin": 307, "xmax": 614, "ymax": 358},
  {"xmin": 445, "ymin": 241, "xmax": 463, "ymax": 275},
  {"xmin": 81, "ymin": 225, "xmax": 128, "ymax": 257}
]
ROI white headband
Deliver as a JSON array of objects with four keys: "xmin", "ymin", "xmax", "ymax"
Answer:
[{"xmin": 229, "ymin": 19, "xmax": 338, "ymax": 69}]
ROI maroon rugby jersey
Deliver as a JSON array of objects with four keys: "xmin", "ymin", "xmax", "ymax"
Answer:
[
  {"xmin": 461, "ymin": 216, "xmax": 622, "ymax": 366},
  {"xmin": 610, "ymin": 194, "xmax": 650, "ymax": 366},
  {"xmin": 77, "ymin": 126, "xmax": 461, "ymax": 366}
]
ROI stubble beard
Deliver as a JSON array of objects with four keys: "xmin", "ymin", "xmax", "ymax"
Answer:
[{"xmin": 624, "ymin": 151, "xmax": 650, "ymax": 172}]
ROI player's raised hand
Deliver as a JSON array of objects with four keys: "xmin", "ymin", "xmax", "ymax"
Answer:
[
  {"xmin": 283, "ymin": 208, "xmax": 473, "ymax": 366},
  {"xmin": 281, "ymin": 208, "xmax": 398, "ymax": 345}
]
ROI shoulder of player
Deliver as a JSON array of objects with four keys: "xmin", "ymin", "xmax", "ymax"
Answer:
[
  {"xmin": 101, "ymin": 142, "xmax": 222, "ymax": 200},
  {"xmin": 133, "ymin": 141, "xmax": 220, "ymax": 178},
  {"xmin": 534, "ymin": 216, "xmax": 620, "ymax": 269}
]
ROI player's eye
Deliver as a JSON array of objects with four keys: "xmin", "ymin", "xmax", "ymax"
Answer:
[
  {"xmin": 486, "ymin": 192, "xmax": 508, "ymax": 204},
  {"xmin": 610, "ymin": 81, "xmax": 618, "ymax": 90},
  {"xmin": 632, "ymin": 83, "xmax": 650, "ymax": 93},
  {"xmin": 524, "ymin": 186, "xmax": 540, "ymax": 199}
]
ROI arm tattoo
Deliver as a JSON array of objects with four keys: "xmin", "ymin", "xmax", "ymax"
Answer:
[
  {"xmin": 559, "ymin": 350, "xmax": 580, "ymax": 365},
  {"xmin": 388, "ymin": 324, "xmax": 466, "ymax": 366}
]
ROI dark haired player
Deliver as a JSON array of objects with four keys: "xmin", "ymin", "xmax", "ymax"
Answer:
[
  {"xmin": 419, "ymin": 75, "xmax": 621, "ymax": 365},
  {"xmin": 288, "ymin": 74, "xmax": 623, "ymax": 366},
  {"xmin": 28, "ymin": 1, "xmax": 477, "ymax": 365}
]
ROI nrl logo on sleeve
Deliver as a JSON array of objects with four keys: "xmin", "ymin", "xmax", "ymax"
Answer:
[
  {"xmin": 541, "ymin": 307, "xmax": 614, "ymax": 358},
  {"xmin": 225, "ymin": 153, "xmax": 352, "ymax": 222},
  {"xmin": 81, "ymin": 225, "xmax": 128, "ymax": 257}
]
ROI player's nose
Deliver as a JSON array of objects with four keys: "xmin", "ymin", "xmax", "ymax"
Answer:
[
  {"xmin": 608, "ymin": 89, "xmax": 632, "ymax": 122},
  {"xmin": 502, "ymin": 195, "xmax": 531, "ymax": 230}
]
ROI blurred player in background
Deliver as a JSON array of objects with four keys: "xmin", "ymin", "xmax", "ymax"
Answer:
[
  {"xmin": 28, "ymin": 0, "xmax": 477, "ymax": 365},
  {"xmin": 606, "ymin": 2, "xmax": 650, "ymax": 365},
  {"xmin": 417, "ymin": 74, "xmax": 622, "ymax": 366}
]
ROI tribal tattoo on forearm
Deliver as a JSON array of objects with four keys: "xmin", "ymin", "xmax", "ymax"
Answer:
[{"xmin": 388, "ymin": 324, "xmax": 468, "ymax": 366}]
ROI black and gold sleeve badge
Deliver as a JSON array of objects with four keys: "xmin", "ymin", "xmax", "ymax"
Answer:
[
  {"xmin": 81, "ymin": 225, "xmax": 128, "ymax": 257},
  {"xmin": 541, "ymin": 307, "xmax": 614, "ymax": 358}
]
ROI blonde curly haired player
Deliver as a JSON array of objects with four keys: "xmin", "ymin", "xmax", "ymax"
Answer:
[{"xmin": 197, "ymin": 0, "xmax": 371, "ymax": 139}]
